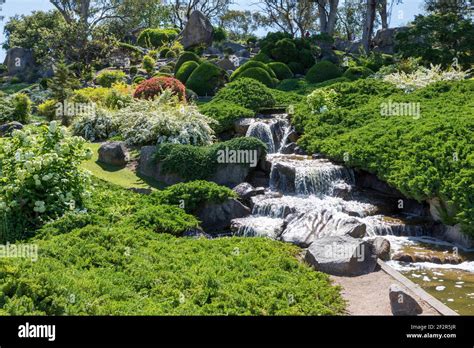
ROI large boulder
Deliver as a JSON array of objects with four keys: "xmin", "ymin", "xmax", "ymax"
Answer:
[
  {"xmin": 389, "ymin": 284, "xmax": 423, "ymax": 316},
  {"xmin": 370, "ymin": 236, "xmax": 391, "ymax": 261},
  {"xmin": 216, "ymin": 58, "xmax": 236, "ymax": 71},
  {"xmin": 3, "ymin": 47, "xmax": 37, "ymax": 80},
  {"xmin": 234, "ymin": 118, "xmax": 255, "ymax": 136},
  {"xmin": 281, "ymin": 210, "xmax": 367, "ymax": 247},
  {"xmin": 181, "ymin": 11, "xmax": 213, "ymax": 49},
  {"xmin": 197, "ymin": 198, "xmax": 250, "ymax": 233},
  {"xmin": 98, "ymin": 142, "xmax": 129, "ymax": 167},
  {"xmin": 373, "ymin": 27, "xmax": 409, "ymax": 55},
  {"xmin": 137, "ymin": 146, "xmax": 183, "ymax": 186},
  {"xmin": 305, "ymin": 235, "xmax": 378, "ymax": 276}
]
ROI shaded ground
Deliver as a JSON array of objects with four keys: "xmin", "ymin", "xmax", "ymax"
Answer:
[{"xmin": 330, "ymin": 265, "xmax": 439, "ymax": 315}]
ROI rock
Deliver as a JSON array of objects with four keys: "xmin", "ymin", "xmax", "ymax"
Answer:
[
  {"xmin": 204, "ymin": 46, "xmax": 222, "ymax": 55},
  {"xmin": 392, "ymin": 253, "xmax": 414, "ymax": 263},
  {"xmin": 371, "ymin": 237, "xmax": 391, "ymax": 261},
  {"xmin": 182, "ymin": 228, "xmax": 212, "ymax": 239},
  {"xmin": 0, "ymin": 121, "xmax": 23, "ymax": 136},
  {"xmin": 234, "ymin": 118, "xmax": 255, "ymax": 136},
  {"xmin": 281, "ymin": 210, "xmax": 366, "ymax": 247},
  {"xmin": 305, "ymin": 235, "xmax": 378, "ymax": 276},
  {"xmin": 236, "ymin": 49, "xmax": 250, "ymax": 58},
  {"xmin": 233, "ymin": 182, "xmax": 258, "ymax": 202},
  {"xmin": 98, "ymin": 142, "xmax": 129, "ymax": 167},
  {"xmin": 247, "ymin": 170, "xmax": 269, "ymax": 188},
  {"xmin": 287, "ymin": 130, "xmax": 299, "ymax": 143},
  {"xmin": 211, "ymin": 164, "xmax": 253, "ymax": 188},
  {"xmin": 294, "ymin": 146, "xmax": 307, "ymax": 155},
  {"xmin": 373, "ymin": 27, "xmax": 408, "ymax": 55},
  {"xmin": 433, "ymin": 223, "xmax": 474, "ymax": 249},
  {"xmin": 137, "ymin": 146, "xmax": 183, "ymax": 186},
  {"xmin": 181, "ymin": 11, "xmax": 214, "ymax": 49},
  {"xmin": 231, "ymin": 216, "xmax": 285, "ymax": 239},
  {"xmin": 216, "ymin": 58, "xmax": 236, "ymax": 71},
  {"xmin": 270, "ymin": 161, "xmax": 296, "ymax": 193},
  {"xmin": 279, "ymin": 142, "xmax": 297, "ymax": 154},
  {"xmin": 221, "ymin": 41, "xmax": 246, "ymax": 54},
  {"xmin": 389, "ymin": 284, "xmax": 422, "ymax": 315},
  {"xmin": 196, "ymin": 198, "xmax": 250, "ymax": 233},
  {"xmin": 332, "ymin": 182, "xmax": 353, "ymax": 199},
  {"xmin": 3, "ymin": 47, "xmax": 37, "ymax": 81},
  {"xmin": 237, "ymin": 57, "xmax": 250, "ymax": 67},
  {"xmin": 311, "ymin": 153, "xmax": 325, "ymax": 159}
]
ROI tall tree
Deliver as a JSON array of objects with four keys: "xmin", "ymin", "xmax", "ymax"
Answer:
[
  {"xmin": 336, "ymin": 0, "xmax": 365, "ymax": 41},
  {"xmin": 219, "ymin": 10, "xmax": 260, "ymax": 40},
  {"xmin": 316, "ymin": 0, "xmax": 340, "ymax": 35},
  {"xmin": 170, "ymin": 0, "xmax": 232, "ymax": 29},
  {"xmin": 361, "ymin": 0, "xmax": 377, "ymax": 52}
]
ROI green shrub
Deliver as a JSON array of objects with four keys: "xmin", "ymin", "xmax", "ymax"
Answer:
[
  {"xmin": 175, "ymin": 61, "xmax": 199, "ymax": 83},
  {"xmin": 343, "ymin": 66, "xmax": 375, "ymax": 81},
  {"xmin": 199, "ymin": 102, "xmax": 255, "ymax": 133},
  {"xmin": 271, "ymin": 38, "xmax": 298, "ymax": 64},
  {"xmin": 96, "ymin": 70, "xmax": 126, "ymax": 87},
  {"xmin": 133, "ymin": 205, "xmax": 199, "ymax": 235},
  {"xmin": 165, "ymin": 50, "xmax": 177, "ymax": 59},
  {"xmin": 213, "ymin": 27, "xmax": 227, "ymax": 42},
  {"xmin": 142, "ymin": 55, "xmax": 156, "ymax": 75},
  {"xmin": 129, "ymin": 66, "xmax": 138, "ymax": 75},
  {"xmin": 133, "ymin": 76, "xmax": 146, "ymax": 84},
  {"xmin": 252, "ymin": 52, "xmax": 271, "ymax": 63},
  {"xmin": 268, "ymin": 62, "xmax": 294, "ymax": 80},
  {"xmin": 153, "ymin": 180, "xmax": 236, "ymax": 213},
  {"xmin": 300, "ymin": 48, "xmax": 315, "ymax": 68},
  {"xmin": 186, "ymin": 62, "xmax": 226, "ymax": 96},
  {"xmin": 11, "ymin": 93, "xmax": 32, "ymax": 123},
  {"xmin": 175, "ymin": 51, "xmax": 201, "ymax": 73},
  {"xmin": 212, "ymin": 78, "xmax": 276, "ymax": 111},
  {"xmin": 155, "ymin": 137, "xmax": 267, "ymax": 181},
  {"xmin": 137, "ymin": 28, "xmax": 179, "ymax": 48},
  {"xmin": 160, "ymin": 47, "xmax": 171, "ymax": 58},
  {"xmin": 237, "ymin": 67, "xmax": 275, "ymax": 88},
  {"xmin": 288, "ymin": 61, "xmax": 305, "ymax": 75},
  {"xmin": 37, "ymin": 99, "xmax": 58, "ymax": 121},
  {"xmin": 230, "ymin": 61, "xmax": 276, "ymax": 81},
  {"xmin": 305, "ymin": 61, "xmax": 342, "ymax": 83}
]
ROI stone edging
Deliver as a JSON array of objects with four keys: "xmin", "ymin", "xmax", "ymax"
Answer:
[{"xmin": 377, "ymin": 259, "xmax": 459, "ymax": 316}]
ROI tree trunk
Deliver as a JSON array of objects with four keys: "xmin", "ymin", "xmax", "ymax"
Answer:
[
  {"xmin": 379, "ymin": 0, "xmax": 388, "ymax": 29},
  {"xmin": 362, "ymin": 0, "xmax": 376, "ymax": 53},
  {"xmin": 318, "ymin": 0, "xmax": 328, "ymax": 33},
  {"xmin": 326, "ymin": 0, "xmax": 339, "ymax": 35}
]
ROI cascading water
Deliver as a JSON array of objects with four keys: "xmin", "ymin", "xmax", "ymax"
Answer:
[{"xmin": 238, "ymin": 112, "xmax": 473, "ymax": 314}]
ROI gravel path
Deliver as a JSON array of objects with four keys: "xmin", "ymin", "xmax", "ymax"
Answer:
[{"xmin": 330, "ymin": 265, "xmax": 440, "ymax": 315}]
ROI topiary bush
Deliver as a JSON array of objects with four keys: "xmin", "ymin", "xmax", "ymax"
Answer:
[
  {"xmin": 159, "ymin": 47, "xmax": 171, "ymax": 58},
  {"xmin": 212, "ymin": 78, "xmax": 276, "ymax": 111},
  {"xmin": 175, "ymin": 51, "xmax": 201, "ymax": 73},
  {"xmin": 137, "ymin": 28, "xmax": 179, "ymax": 48},
  {"xmin": 252, "ymin": 52, "xmax": 271, "ymax": 63},
  {"xmin": 271, "ymin": 38, "xmax": 299, "ymax": 64},
  {"xmin": 96, "ymin": 70, "xmax": 126, "ymax": 87},
  {"xmin": 237, "ymin": 67, "xmax": 276, "ymax": 88},
  {"xmin": 142, "ymin": 55, "xmax": 156, "ymax": 75},
  {"xmin": 305, "ymin": 61, "xmax": 342, "ymax": 83},
  {"xmin": 343, "ymin": 66, "xmax": 375, "ymax": 81},
  {"xmin": 268, "ymin": 62, "xmax": 294, "ymax": 80},
  {"xmin": 37, "ymin": 99, "xmax": 58, "ymax": 121},
  {"xmin": 230, "ymin": 60, "xmax": 276, "ymax": 82},
  {"xmin": 199, "ymin": 102, "xmax": 255, "ymax": 133},
  {"xmin": 133, "ymin": 76, "xmax": 186, "ymax": 100},
  {"xmin": 11, "ymin": 93, "xmax": 32, "ymax": 123},
  {"xmin": 186, "ymin": 62, "xmax": 226, "ymax": 96},
  {"xmin": 288, "ymin": 61, "xmax": 305, "ymax": 75},
  {"xmin": 165, "ymin": 50, "xmax": 177, "ymax": 59},
  {"xmin": 176, "ymin": 61, "xmax": 199, "ymax": 84}
]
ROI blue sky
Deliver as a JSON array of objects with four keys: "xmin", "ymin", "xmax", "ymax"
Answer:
[{"xmin": 0, "ymin": 0, "xmax": 426, "ymax": 61}]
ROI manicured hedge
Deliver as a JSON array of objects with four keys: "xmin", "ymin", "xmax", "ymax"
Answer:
[
  {"xmin": 137, "ymin": 28, "xmax": 179, "ymax": 48},
  {"xmin": 305, "ymin": 61, "xmax": 342, "ymax": 83},
  {"xmin": 186, "ymin": 62, "xmax": 226, "ymax": 96},
  {"xmin": 343, "ymin": 66, "xmax": 375, "ymax": 81},
  {"xmin": 268, "ymin": 62, "xmax": 294, "ymax": 80},
  {"xmin": 211, "ymin": 78, "xmax": 276, "ymax": 111},
  {"xmin": 175, "ymin": 61, "xmax": 199, "ymax": 84},
  {"xmin": 238, "ymin": 67, "xmax": 276, "ymax": 88},
  {"xmin": 174, "ymin": 51, "xmax": 201, "ymax": 73},
  {"xmin": 230, "ymin": 61, "xmax": 276, "ymax": 82}
]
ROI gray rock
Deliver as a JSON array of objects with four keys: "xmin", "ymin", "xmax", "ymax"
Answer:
[
  {"xmin": 294, "ymin": 146, "xmax": 307, "ymax": 155},
  {"xmin": 236, "ymin": 49, "xmax": 250, "ymax": 58},
  {"xmin": 373, "ymin": 27, "xmax": 409, "ymax": 55},
  {"xmin": 211, "ymin": 164, "xmax": 252, "ymax": 188},
  {"xmin": 3, "ymin": 47, "xmax": 37, "ymax": 81},
  {"xmin": 204, "ymin": 46, "xmax": 222, "ymax": 55},
  {"xmin": 270, "ymin": 161, "xmax": 296, "ymax": 193},
  {"xmin": 98, "ymin": 142, "xmax": 129, "ymax": 167},
  {"xmin": 305, "ymin": 235, "xmax": 378, "ymax": 276},
  {"xmin": 0, "ymin": 121, "xmax": 23, "ymax": 137},
  {"xmin": 234, "ymin": 118, "xmax": 255, "ymax": 136},
  {"xmin": 216, "ymin": 57, "xmax": 236, "ymax": 71},
  {"xmin": 392, "ymin": 253, "xmax": 414, "ymax": 263},
  {"xmin": 371, "ymin": 237, "xmax": 391, "ymax": 261},
  {"xmin": 247, "ymin": 170, "xmax": 269, "ymax": 188},
  {"xmin": 181, "ymin": 11, "xmax": 213, "ymax": 49},
  {"xmin": 281, "ymin": 210, "xmax": 367, "ymax": 247},
  {"xmin": 197, "ymin": 198, "xmax": 250, "ymax": 233},
  {"xmin": 233, "ymin": 182, "xmax": 257, "ymax": 202},
  {"xmin": 287, "ymin": 130, "xmax": 299, "ymax": 143},
  {"xmin": 182, "ymin": 228, "xmax": 212, "ymax": 239},
  {"xmin": 221, "ymin": 41, "xmax": 246, "ymax": 53},
  {"xmin": 137, "ymin": 146, "xmax": 183, "ymax": 186},
  {"xmin": 389, "ymin": 283, "xmax": 423, "ymax": 315},
  {"xmin": 332, "ymin": 182, "xmax": 353, "ymax": 199},
  {"xmin": 238, "ymin": 57, "xmax": 250, "ymax": 67}
]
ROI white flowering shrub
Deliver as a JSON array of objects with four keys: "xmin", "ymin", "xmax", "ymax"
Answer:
[
  {"xmin": 115, "ymin": 96, "xmax": 216, "ymax": 146},
  {"xmin": 0, "ymin": 122, "xmax": 92, "ymax": 241},
  {"xmin": 306, "ymin": 89, "xmax": 338, "ymax": 114},
  {"xmin": 72, "ymin": 108, "xmax": 118, "ymax": 142},
  {"xmin": 382, "ymin": 62, "xmax": 469, "ymax": 93}
]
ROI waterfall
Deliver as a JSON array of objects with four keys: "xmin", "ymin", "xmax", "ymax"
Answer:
[
  {"xmin": 246, "ymin": 122, "xmax": 275, "ymax": 153},
  {"xmin": 294, "ymin": 164, "xmax": 354, "ymax": 196}
]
